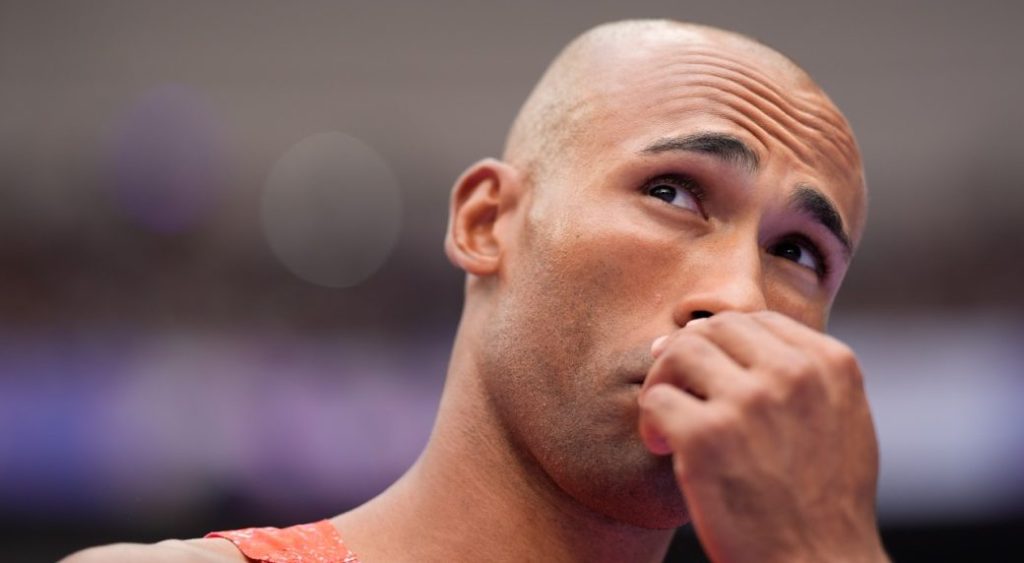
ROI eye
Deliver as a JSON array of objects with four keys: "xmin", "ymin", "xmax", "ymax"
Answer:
[
  {"xmin": 644, "ymin": 175, "xmax": 703, "ymax": 215},
  {"xmin": 769, "ymin": 236, "xmax": 828, "ymax": 278}
]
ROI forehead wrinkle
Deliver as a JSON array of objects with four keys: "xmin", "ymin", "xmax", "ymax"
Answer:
[
  {"xmin": 624, "ymin": 76, "xmax": 815, "ymax": 170},
  {"xmin": 680, "ymin": 48, "xmax": 852, "ymax": 131},
  {"xmin": 699, "ymin": 76, "xmax": 851, "ymax": 173},
  {"xmin": 675, "ymin": 53, "xmax": 858, "ymax": 162},
  {"xmin": 598, "ymin": 49, "xmax": 859, "ymax": 177},
  {"xmin": 684, "ymin": 67, "xmax": 854, "ymax": 172},
  {"xmin": 609, "ymin": 43, "xmax": 853, "ymax": 138},
  {"xmin": 620, "ymin": 67, "xmax": 856, "ymax": 181},
  {"xmin": 600, "ymin": 77, "xmax": 774, "ymax": 162}
]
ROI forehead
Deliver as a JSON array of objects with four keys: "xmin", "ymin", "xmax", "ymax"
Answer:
[{"xmin": 571, "ymin": 38, "xmax": 866, "ymax": 238}]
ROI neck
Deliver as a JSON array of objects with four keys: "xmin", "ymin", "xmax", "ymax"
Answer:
[{"xmin": 335, "ymin": 322, "xmax": 675, "ymax": 563}]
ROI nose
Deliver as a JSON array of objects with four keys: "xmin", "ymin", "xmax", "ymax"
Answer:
[{"xmin": 670, "ymin": 245, "xmax": 768, "ymax": 327}]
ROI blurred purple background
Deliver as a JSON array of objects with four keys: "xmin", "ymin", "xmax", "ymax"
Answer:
[{"xmin": 1, "ymin": 1, "xmax": 1022, "ymax": 560}]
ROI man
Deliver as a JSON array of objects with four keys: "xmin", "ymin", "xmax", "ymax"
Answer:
[{"xmin": 67, "ymin": 19, "xmax": 888, "ymax": 562}]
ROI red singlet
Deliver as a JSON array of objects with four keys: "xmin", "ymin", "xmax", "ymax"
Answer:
[{"xmin": 206, "ymin": 520, "xmax": 361, "ymax": 563}]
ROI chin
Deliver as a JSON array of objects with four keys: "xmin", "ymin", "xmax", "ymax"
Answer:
[
  {"xmin": 556, "ymin": 446, "xmax": 691, "ymax": 530},
  {"xmin": 589, "ymin": 490, "xmax": 690, "ymax": 531},
  {"xmin": 605, "ymin": 478, "xmax": 691, "ymax": 531}
]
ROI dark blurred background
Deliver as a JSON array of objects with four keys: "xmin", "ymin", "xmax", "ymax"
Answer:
[{"xmin": 1, "ymin": 1, "xmax": 1022, "ymax": 561}]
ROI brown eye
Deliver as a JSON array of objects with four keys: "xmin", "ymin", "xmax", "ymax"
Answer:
[
  {"xmin": 769, "ymin": 238, "xmax": 825, "ymax": 276},
  {"xmin": 645, "ymin": 180, "xmax": 700, "ymax": 213},
  {"xmin": 648, "ymin": 185, "xmax": 678, "ymax": 203}
]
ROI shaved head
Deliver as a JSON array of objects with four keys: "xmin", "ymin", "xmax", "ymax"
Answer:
[{"xmin": 502, "ymin": 20, "xmax": 860, "ymax": 218}]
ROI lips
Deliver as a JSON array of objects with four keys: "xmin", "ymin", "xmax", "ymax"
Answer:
[{"xmin": 615, "ymin": 345, "xmax": 657, "ymax": 386}]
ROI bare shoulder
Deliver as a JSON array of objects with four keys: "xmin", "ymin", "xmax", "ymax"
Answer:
[{"xmin": 61, "ymin": 538, "xmax": 245, "ymax": 563}]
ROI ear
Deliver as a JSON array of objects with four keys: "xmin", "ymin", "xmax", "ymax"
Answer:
[{"xmin": 444, "ymin": 158, "xmax": 523, "ymax": 276}]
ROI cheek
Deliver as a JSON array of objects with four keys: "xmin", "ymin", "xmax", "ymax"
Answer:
[
  {"xmin": 763, "ymin": 276, "xmax": 830, "ymax": 330},
  {"xmin": 520, "ymin": 208, "xmax": 684, "ymax": 341}
]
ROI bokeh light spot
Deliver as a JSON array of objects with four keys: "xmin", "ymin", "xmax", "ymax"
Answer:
[
  {"xmin": 109, "ymin": 84, "xmax": 225, "ymax": 234},
  {"xmin": 262, "ymin": 132, "xmax": 402, "ymax": 288}
]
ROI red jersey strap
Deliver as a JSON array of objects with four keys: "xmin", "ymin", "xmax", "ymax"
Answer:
[{"xmin": 205, "ymin": 519, "xmax": 361, "ymax": 563}]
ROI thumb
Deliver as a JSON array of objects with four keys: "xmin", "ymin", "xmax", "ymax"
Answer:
[{"xmin": 638, "ymin": 384, "xmax": 678, "ymax": 456}]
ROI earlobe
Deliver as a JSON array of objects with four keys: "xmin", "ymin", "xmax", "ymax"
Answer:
[{"xmin": 444, "ymin": 158, "xmax": 521, "ymax": 276}]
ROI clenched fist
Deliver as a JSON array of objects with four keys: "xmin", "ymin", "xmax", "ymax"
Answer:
[{"xmin": 638, "ymin": 311, "xmax": 888, "ymax": 563}]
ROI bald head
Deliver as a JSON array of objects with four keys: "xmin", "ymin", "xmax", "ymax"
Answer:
[{"xmin": 503, "ymin": 20, "xmax": 859, "ymax": 200}]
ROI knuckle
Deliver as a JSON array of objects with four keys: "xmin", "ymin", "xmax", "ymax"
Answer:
[
  {"xmin": 773, "ymin": 354, "xmax": 825, "ymax": 400},
  {"xmin": 791, "ymin": 366, "xmax": 821, "ymax": 393},
  {"xmin": 734, "ymin": 381, "xmax": 774, "ymax": 411},
  {"xmin": 794, "ymin": 357, "xmax": 819, "ymax": 382},
  {"xmin": 704, "ymin": 408, "xmax": 740, "ymax": 438},
  {"xmin": 820, "ymin": 340, "xmax": 864, "ymax": 386},
  {"xmin": 780, "ymin": 352, "xmax": 817, "ymax": 382},
  {"xmin": 827, "ymin": 341, "xmax": 859, "ymax": 369},
  {"xmin": 841, "ymin": 360, "xmax": 866, "ymax": 389}
]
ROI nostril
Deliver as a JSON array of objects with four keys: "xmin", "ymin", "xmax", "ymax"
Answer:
[{"xmin": 691, "ymin": 310, "xmax": 713, "ymax": 321}]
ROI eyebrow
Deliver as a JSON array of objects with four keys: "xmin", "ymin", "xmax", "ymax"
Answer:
[
  {"xmin": 641, "ymin": 132, "xmax": 760, "ymax": 173},
  {"xmin": 790, "ymin": 184, "xmax": 853, "ymax": 257},
  {"xmin": 641, "ymin": 132, "xmax": 853, "ymax": 257}
]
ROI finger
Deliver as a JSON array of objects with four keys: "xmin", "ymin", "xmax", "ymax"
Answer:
[
  {"xmin": 651, "ymin": 334, "xmax": 670, "ymax": 357},
  {"xmin": 751, "ymin": 312, "xmax": 865, "ymax": 394},
  {"xmin": 685, "ymin": 311, "xmax": 796, "ymax": 370},
  {"xmin": 750, "ymin": 313, "xmax": 854, "ymax": 372},
  {"xmin": 644, "ymin": 331, "xmax": 746, "ymax": 400},
  {"xmin": 638, "ymin": 383, "xmax": 708, "ymax": 456},
  {"xmin": 651, "ymin": 317, "xmax": 708, "ymax": 357},
  {"xmin": 748, "ymin": 311, "xmax": 832, "ymax": 351}
]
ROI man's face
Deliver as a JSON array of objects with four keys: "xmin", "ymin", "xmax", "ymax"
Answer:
[{"xmin": 478, "ymin": 38, "xmax": 865, "ymax": 529}]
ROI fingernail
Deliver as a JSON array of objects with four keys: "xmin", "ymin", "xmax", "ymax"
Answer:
[
  {"xmin": 640, "ymin": 426, "xmax": 672, "ymax": 456},
  {"xmin": 651, "ymin": 335, "xmax": 669, "ymax": 357},
  {"xmin": 638, "ymin": 400, "xmax": 673, "ymax": 456},
  {"xmin": 685, "ymin": 317, "xmax": 708, "ymax": 328}
]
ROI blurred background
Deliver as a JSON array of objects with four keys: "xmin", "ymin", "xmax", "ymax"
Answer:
[{"xmin": 1, "ymin": 1, "xmax": 1022, "ymax": 560}]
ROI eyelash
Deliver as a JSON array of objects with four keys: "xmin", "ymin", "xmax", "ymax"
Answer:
[{"xmin": 641, "ymin": 174, "xmax": 707, "ymax": 213}]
